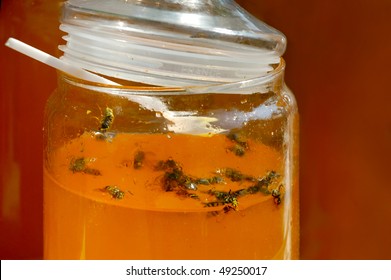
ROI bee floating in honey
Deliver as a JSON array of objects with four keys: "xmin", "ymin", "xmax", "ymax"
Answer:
[
  {"xmin": 156, "ymin": 159, "xmax": 225, "ymax": 194},
  {"xmin": 271, "ymin": 184, "xmax": 284, "ymax": 205},
  {"xmin": 155, "ymin": 158, "xmax": 283, "ymax": 214},
  {"xmin": 204, "ymin": 170, "xmax": 281, "ymax": 213},
  {"xmin": 94, "ymin": 106, "xmax": 115, "ymax": 141},
  {"xmin": 204, "ymin": 189, "xmax": 239, "ymax": 214},
  {"xmin": 69, "ymin": 157, "xmax": 101, "ymax": 176},
  {"xmin": 99, "ymin": 107, "xmax": 114, "ymax": 132},
  {"xmin": 155, "ymin": 159, "xmax": 200, "ymax": 201},
  {"xmin": 244, "ymin": 170, "xmax": 280, "ymax": 195},
  {"xmin": 133, "ymin": 150, "xmax": 145, "ymax": 169},
  {"xmin": 155, "ymin": 159, "xmax": 188, "ymax": 191},
  {"xmin": 226, "ymin": 131, "xmax": 249, "ymax": 157},
  {"xmin": 103, "ymin": 185, "xmax": 125, "ymax": 200}
]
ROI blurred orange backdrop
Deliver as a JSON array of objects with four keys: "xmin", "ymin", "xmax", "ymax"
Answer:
[
  {"xmin": 0, "ymin": 0, "xmax": 63, "ymax": 259},
  {"xmin": 1, "ymin": 0, "xmax": 391, "ymax": 259}
]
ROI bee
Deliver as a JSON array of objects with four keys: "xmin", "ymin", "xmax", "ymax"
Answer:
[
  {"xmin": 246, "ymin": 170, "xmax": 279, "ymax": 195},
  {"xmin": 204, "ymin": 189, "xmax": 239, "ymax": 213},
  {"xmin": 69, "ymin": 157, "xmax": 86, "ymax": 173},
  {"xmin": 99, "ymin": 107, "xmax": 114, "ymax": 132},
  {"xmin": 229, "ymin": 144, "xmax": 246, "ymax": 157},
  {"xmin": 155, "ymin": 159, "xmax": 180, "ymax": 171},
  {"xmin": 69, "ymin": 157, "xmax": 101, "ymax": 176},
  {"xmin": 227, "ymin": 132, "xmax": 249, "ymax": 157},
  {"xmin": 156, "ymin": 159, "xmax": 195, "ymax": 192},
  {"xmin": 271, "ymin": 184, "xmax": 284, "ymax": 205},
  {"xmin": 103, "ymin": 185, "xmax": 125, "ymax": 199},
  {"xmin": 212, "ymin": 190, "xmax": 239, "ymax": 207},
  {"xmin": 133, "ymin": 150, "xmax": 145, "ymax": 169}
]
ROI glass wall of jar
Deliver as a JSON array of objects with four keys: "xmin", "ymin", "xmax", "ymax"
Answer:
[{"xmin": 43, "ymin": 60, "xmax": 299, "ymax": 259}]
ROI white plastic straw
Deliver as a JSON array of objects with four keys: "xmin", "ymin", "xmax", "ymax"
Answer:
[{"xmin": 5, "ymin": 37, "xmax": 119, "ymax": 85}]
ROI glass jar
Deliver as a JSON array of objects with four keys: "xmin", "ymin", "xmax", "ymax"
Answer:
[
  {"xmin": 43, "ymin": 62, "xmax": 299, "ymax": 259},
  {"xmin": 43, "ymin": 0, "xmax": 299, "ymax": 259}
]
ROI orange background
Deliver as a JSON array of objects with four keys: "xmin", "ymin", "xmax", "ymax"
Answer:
[{"xmin": 1, "ymin": 0, "xmax": 391, "ymax": 259}]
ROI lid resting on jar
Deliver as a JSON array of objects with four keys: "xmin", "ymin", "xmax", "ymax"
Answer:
[{"xmin": 59, "ymin": 0, "xmax": 286, "ymax": 87}]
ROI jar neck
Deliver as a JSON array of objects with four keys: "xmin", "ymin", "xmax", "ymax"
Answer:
[{"xmin": 59, "ymin": 58, "xmax": 285, "ymax": 96}]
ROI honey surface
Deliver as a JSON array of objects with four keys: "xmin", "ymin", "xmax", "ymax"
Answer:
[{"xmin": 44, "ymin": 132, "xmax": 295, "ymax": 259}]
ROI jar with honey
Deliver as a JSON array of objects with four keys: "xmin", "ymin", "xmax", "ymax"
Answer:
[{"xmin": 43, "ymin": 0, "xmax": 299, "ymax": 259}]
